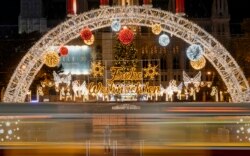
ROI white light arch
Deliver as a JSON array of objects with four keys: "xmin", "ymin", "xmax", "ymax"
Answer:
[{"xmin": 3, "ymin": 6, "xmax": 249, "ymax": 102}]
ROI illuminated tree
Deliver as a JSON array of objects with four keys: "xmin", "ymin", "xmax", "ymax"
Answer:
[{"xmin": 114, "ymin": 39, "xmax": 137, "ymax": 71}]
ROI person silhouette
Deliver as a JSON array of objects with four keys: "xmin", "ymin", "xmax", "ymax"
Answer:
[{"xmin": 104, "ymin": 125, "xmax": 112, "ymax": 153}]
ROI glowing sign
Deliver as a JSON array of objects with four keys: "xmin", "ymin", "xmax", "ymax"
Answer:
[{"xmin": 60, "ymin": 46, "xmax": 91, "ymax": 75}]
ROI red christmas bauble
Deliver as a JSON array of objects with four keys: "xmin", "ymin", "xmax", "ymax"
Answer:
[
  {"xmin": 59, "ymin": 46, "xmax": 68, "ymax": 56},
  {"xmin": 80, "ymin": 27, "xmax": 92, "ymax": 40},
  {"xmin": 118, "ymin": 28, "xmax": 134, "ymax": 45}
]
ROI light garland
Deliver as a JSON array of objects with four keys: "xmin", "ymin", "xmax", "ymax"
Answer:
[
  {"xmin": 143, "ymin": 63, "xmax": 159, "ymax": 80},
  {"xmin": 159, "ymin": 34, "xmax": 170, "ymax": 47},
  {"xmin": 43, "ymin": 51, "xmax": 60, "ymax": 67},
  {"xmin": 190, "ymin": 56, "xmax": 206, "ymax": 70},
  {"xmin": 84, "ymin": 34, "xmax": 95, "ymax": 45},
  {"xmin": 151, "ymin": 24, "xmax": 162, "ymax": 35},
  {"xmin": 186, "ymin": 44, "xmax": 204, "ymax": 61},
  {"xmin": 91, "ymin": 62, "xmax": 104, "ymax": 77},
  {"xmin": 111, "ymin": 20, "xmax": 121, "ymax": 32}
]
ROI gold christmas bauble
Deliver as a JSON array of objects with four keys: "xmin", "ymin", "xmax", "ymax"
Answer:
[
  {"xmin": 152, "ymin": 24, "xmax": 162, "ymax": 35},
  {"xmin": 190, "ymin": 56, "xmax": 206, "ymax": 70},
  {"xmin": 43, "ymin": 51, "xmax": 60, "ymax": 67}
]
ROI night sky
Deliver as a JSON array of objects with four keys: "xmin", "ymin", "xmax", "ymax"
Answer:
[{"xmin": 0, "ymin": 0, "xmax": 249, "ymax": 26}]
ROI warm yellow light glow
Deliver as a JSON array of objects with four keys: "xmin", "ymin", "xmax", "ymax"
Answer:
[
  {"xmin": 190, "ymin": 56, "xmax": 206, "ymax": 70},
  {"xmin": 151, "ymin": 24, "xmax": 162, "ymax": 35},
  {"xmin": 91, "ymin": 62, "xmax": 104, "ymax": 77},
  {"xmin": 143, "ymin": 63, "xmax": 159, "ymax": 80},
  {"xmin": 43, "ymin": 51, "xmax": 60, "ymax": 67}
]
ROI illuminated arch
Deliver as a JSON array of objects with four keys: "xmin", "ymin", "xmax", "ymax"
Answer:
[{"xmin": 3, "ymin": 6, "xmax": 249, "ymax": 102}]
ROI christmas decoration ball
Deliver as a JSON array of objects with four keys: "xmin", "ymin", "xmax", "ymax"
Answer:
[
  {"xmin": 80, "ymin": 27, "xmax": 92, "ymax": 40},
  {"xmin": 152, "ymin": 24, "xmax": 162, "ymax": 35},
  {"xmin": 118, "ymin": 28, "xmax": 134, "ymax": 45},
  {"xmin": 159, "ymin": 34, "xmax": 170, "ymax": 47},
  {"xmin": 59, "ymin": 46, "xmax": 68, "ymax": 56},
  {"xmin": 111, "ymin": 20, "xmax": 121, "ymax": 32},
  {"xmin": 190, "ymin": 56, "xmax": 206, "ymax": 70},
  {"xmin": 186, "ymin": 44, "xmax": 204, "ymax": 61},
  {"xmin": 84, "ymin": 34, "xmax": 95, "ymax": 45},
  {"xmin": 43, "ymin": 51, "xmax": 60, "ymax": 67}
]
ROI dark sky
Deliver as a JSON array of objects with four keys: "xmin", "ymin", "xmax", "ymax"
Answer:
[{"xmin": 0, "ymin": 0, "xmax": 249, "ymax": 24}]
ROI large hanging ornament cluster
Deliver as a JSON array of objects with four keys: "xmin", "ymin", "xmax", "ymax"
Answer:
[
  {"xmin": 152, "ymin": 24, "xmax": 162, "ymax": 35},
  {"xmin": 159, "ymin": 34, "xmax": 170, "ymax": 47},
  {"xmin": 111, "ymin": 20, "xmax": 121, "ymax": 32},
  {"xmin": 43, "ymin": 51, "xmax": 60, "ymax": 67},
  {"xmin": 190, "ymin": 56, "xmax": 206, "ymax": 70},
  {"xmin": 0, "ymin": 119, "xmax": 21, "ymax": 142},
  {"xmin": 80, "ymin": 27, "xmax": 93, "ymax": 41},
  {"xmin": 59, "ymin": 46, "xmax": 68, "ymax": 56},
  {"xmin": 118, "ymin": 28, "xmax": 134, "ymax": 45},
  {"xmin": 186, "ymin": 44, "xmax": 204, "ymax": 61}
]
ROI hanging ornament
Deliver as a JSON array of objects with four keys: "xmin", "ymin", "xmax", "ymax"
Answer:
[
  {"xmin": 43, "ymin": 51, "xmax": 60, "ymax": 67},
  {"xmin": 159, "ymin": 34, "xmax": 170, "ymax": 47},
  {"xmin": 151, "ymin": 24, "xmax": 162, "ymax": 35},
  {"xmin": 111, "ymin": 20, "xmax": 121, "ymax": 32},
  {"xmin": 186, "ymin": 44, "xmax": 204, "ymax": 61},
  {"xmin": 190, "ymin": 56, "xmax": 206, "ymax": 70},
  {"xmin": 118, "ymin": 28, "xmax": 134, "ymax": 45},
  {"xmin": 84, "ymin": 34, "xmax": 95, "ymax": 45},
  {"xmin": 80, "ymin": 27, "xmax": 92, "ymax": 41},
  {"xmin": 59, "ymin": 46, "xmax": 68, "ymax": 56}
]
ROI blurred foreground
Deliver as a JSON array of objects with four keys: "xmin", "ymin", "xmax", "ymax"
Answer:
[{"xmin": 1, "ymin": 102, "xmax": 250, "ymax": 155}]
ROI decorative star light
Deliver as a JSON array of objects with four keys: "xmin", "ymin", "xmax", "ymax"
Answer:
[
  {"xmin": 159, "ymin": 34, "xmax": 170, "ymax": 47},
  {"xmin": 91, "ymin": 62, "xmax": 104, "ymax": 78},
  {"xmin": 143, "ymin": 63, "xmax": 159, "ymax": 80},
  {"xmin": 152, "ymin": 24, "xmax": 162, "ymax": 35},
  {"xmin": 0, "ymin": 119, "xmax": 21, "ymax": 142},
  {"xmin": 43, "ymin": 51, "xmax": 60, "ymax": 67},
  {"xmin": 111, "ymin": 20, "xmax": 121, "ymax": 32},
  {"xmin": 186, "ymin": 44, "xmax": 204, "ymax": 61},
  {"xmin": 190, "ymin": 56, "xmax": 206, "ymax": 70}
]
